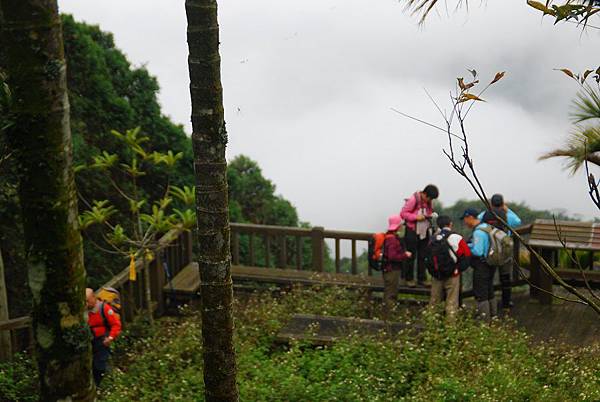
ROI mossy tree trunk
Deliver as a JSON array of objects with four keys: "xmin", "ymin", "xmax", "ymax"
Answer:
[
  {"xmin": 185, "ymin": 1, "xmax": 239, "ymax": 400},
  {"xmin": 0, "ymin": 1, "xmax": 94, "ymax": 400}
]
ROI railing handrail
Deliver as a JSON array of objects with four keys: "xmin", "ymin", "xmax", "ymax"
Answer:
[{"xmin": 103, "ymin": 227, "xmax": 184, "ymax": 289}]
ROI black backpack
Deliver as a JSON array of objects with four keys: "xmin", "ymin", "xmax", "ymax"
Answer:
[{"xmin": 424, "ymin": 231, "xmax": 458, "ymax": 279}]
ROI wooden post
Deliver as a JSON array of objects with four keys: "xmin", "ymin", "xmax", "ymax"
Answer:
[
  {"xmin": 0, "ymin": 249, "xmax": 12, "ymax": 360},
  {"xmin": 538, "ymin": 248, "xmax": 554, "ymax": 305},
  {"xmin": 278, "ymin": 236, "xmax": 287, "ymax": 268},
  {"xmin": 335, "ymin": 238, "xmax": 341, "ymax": 273},
  {"xmin": 351, "ymin": 239, "xmax": 357, "ymax": 275},
  {"xmin": 249, "ymin": 234, "xmax": 255, "ymax": 266},
  {"xmin": 295, "ymin": 236, "xmax": 302, "ymax": 270},
  {"xmin": 265, "ymin": 235, "xmax": 271, "ymax": 268},
  {"xmin": 589, "ymin": 251, "xmax": 594, "ymax": 270},
  {"xmin": 184, "ymin": 230, "xmax": 193, "ymax": 267},
  {"xmin": 530, "ymin": 247, "xmax": 540, "ymax": 299},
  {"xmin": 232, "ymin": 231, "xmax": 240, "ymax": 266},
  {"xmin": 311, "ymin": 227, "xmax": 325, "ymax": 272}
]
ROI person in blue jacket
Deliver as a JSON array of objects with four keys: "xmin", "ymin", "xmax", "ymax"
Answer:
[
  {"xmin": 462, "ymin": 208, "xmax": 497, "ymax": 321},
  {"xmin": 478, "ymin": 194, "xmax": 522, "ymax": 309}
]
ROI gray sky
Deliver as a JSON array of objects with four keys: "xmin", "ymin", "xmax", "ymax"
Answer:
[{"xmin": 59, "ymin": 0, "xmax": 600, "ymax": 235}]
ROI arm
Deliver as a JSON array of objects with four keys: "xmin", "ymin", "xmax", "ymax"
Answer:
[
  {"xmin": 400, "ymin": 195, "xmax": 418, "ymax": 223},
  {"xmin": 469, "ymin": 229, "xmax": 488, "ymax": 258},
  {"xmin": 104, "ymin": 304, "xmax": 122, "ymax": 340},
  {"xmin": 506, "ymin": 209, "xmax": 522, "ymax": 228},
  {"xmin": 456, "ymin": 238, "xmax": 472, "ymax": 258}
]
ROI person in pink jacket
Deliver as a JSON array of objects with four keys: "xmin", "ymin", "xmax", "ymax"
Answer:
[{"xmin": 400, "ymin": 184, "xmax": 439, "ymax": 287}]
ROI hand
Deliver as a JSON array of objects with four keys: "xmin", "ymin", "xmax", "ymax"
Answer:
[
  {"xmin": 503, "ymin": 204, "xmax": 509, "ymax": 212},
  {"xmin": 103, "ymin": 336, "xmax": 114, "ymax": 347},
  {"xmin": 416, "ymin": 215, "xmax": 426, "ymax": 221},
  {"xmin": 405, "ymin": 251, "xmax": 412, "ymax": 258}
]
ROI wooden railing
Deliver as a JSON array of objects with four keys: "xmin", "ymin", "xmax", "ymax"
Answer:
[
  {"xmin": 0, "ymin": 229, "xmax": 193, "ymax": 360},
  {"xmin": 230, "ymin": 223, "xmax": 373, "ymax": 275}
]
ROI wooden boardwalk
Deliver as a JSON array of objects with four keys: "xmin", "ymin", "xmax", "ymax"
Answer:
[{"xmin": 164, "ymin": 262, "xmax": 431, "ymax": 301}]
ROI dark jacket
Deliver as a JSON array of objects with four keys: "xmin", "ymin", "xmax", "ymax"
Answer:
[{"xmin": 383, "ymin": 232, "xmax": 410, "ymax": 272}]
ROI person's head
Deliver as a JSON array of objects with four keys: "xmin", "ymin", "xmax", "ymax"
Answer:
[
  {"xmin": 460, "ymin": 208, "xmax": 480, "ymax": 229},
  {"xmin": 387, "ymin": 214, "xmax": 403, "ymax": 233},
  {"xmin": 491, "ymin": 193, "xmax": 504, "ymax": 208},
  {"xmin": 86, "ymin": 288, "xmax": 97, "ymax": 310},
  {"xmin": 437, "ymin": 215, "xmax": 452, "ymax": 229},
  {"xmin": 421, "ymin": 184, "xmax": 439, "ymax": 203}
]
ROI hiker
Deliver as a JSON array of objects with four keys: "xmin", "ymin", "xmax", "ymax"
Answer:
[
  {"xmin": 382, "ymin": 215, "xmax": 412, "ymax": 315},
  {"xmin": 478, "ymin": 194, "xmax": 522, "ymax": 310},
  {"xmin": 461, "ymin": 208, "xmax": 498, "ymax": 321},
  {"xmin": 86, "ymin": 287, "xmax": 122, "ymax": 386},
  {"xmin": 400, "ymin": 184, "xmax": 439, "ymax": 287},
  {"xmin": 426, "ymin": 215, "xmax": 471, "ymax": 319}
]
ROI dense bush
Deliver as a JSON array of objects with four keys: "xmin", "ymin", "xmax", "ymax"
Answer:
[{"xmin": 5, "ymin": 287, "xmax": 596, "ymax": 401}]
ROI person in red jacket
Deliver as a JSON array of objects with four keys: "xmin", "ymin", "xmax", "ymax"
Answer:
[
  {"xmin": 382, "ymin": 215, "xmax": 412, "ymax": 316},
  {"xmin": 86, "ymin": 288, "xmax": 122, "ymax": 386}
]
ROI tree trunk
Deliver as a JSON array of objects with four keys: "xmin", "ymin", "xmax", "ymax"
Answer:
[
  {"xmin": 0, "ymin": 1, "xmax": 95, "ymax": 400},
  {"xmin": 0, "ymin": 248, "xmax": 11, "ymax": 361},
  {"xmin": 185, "ymin": 1, "xmax": 239, "ymax": 401}
]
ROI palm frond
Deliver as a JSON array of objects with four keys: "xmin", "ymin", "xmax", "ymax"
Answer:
[
  {"xmin": 405, "ymin": 0, "xmax": 468, "ymax": 23},
  {"xmin": 539, "ymin": 126, "xmax": 600, "ymax": 174},
  {"xmin": 571, "ymin": 84, "xmax": 600, "ymax": 124}
]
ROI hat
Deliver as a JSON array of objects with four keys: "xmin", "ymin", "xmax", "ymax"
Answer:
[
  {"xmin": 491, "ymin": 194, "xmax": 504, "ymax": 207},
  {"xmin": 387, "ymin": 214, "xmax": 403, "ymax": 232},
  {"xmin": 460, "ymin": 208, "xmax": 479, "ymax": 220}
]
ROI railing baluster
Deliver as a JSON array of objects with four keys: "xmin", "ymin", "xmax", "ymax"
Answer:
[
  {"xmin": 249, "ymin": 234, "xmax": 255, "ymax": 266},
  {"xmin": 265, "ymin": 235, "xmax": 271, "ymax": 268},
  {"xmin": 335, "ymin": 238, "xmax": 341, "ymax": 273},
  {"xmin": 279, "ymin": 235, "xmax": 287, "ymax": 268},
  {"xmin": 311, "ymin": 227, "xmax": 325, "ymax": 272},
  {"xmin": 351, "ymin": 239, "xmax": 357, "ymax": 275},
  {"xmin": 296, "ymin": 236, "xmax": 302, "ymax": 270},
  {"xmin": 232, "ymin": 230, "xmax": 240, "ymax": 265}
]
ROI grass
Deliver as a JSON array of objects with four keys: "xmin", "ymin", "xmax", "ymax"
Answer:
[{"xmin": 2, "ymin": 286, "xmax": 599, "ymax": 401}]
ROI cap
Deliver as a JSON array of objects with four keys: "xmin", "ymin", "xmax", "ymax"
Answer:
[{"xmin": 460, "ymin": 208, "xmax": 479, "ymax": 220}]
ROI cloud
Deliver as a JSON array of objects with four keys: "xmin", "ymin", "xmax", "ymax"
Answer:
[{"xmin": 59, "ymin": 0, "xmax": 600, "ymax": 232}]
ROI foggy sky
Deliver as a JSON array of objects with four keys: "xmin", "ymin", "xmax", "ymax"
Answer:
[{"xmin": 59, "ymin": 0, "xmax": 600, "ymax": 235}]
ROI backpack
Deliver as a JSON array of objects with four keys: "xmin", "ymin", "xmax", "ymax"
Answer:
[
  {"xmin": 479, "ymin": 225, "xmax": 513, "ymax": 266},
  {"xmin": 367, "ymin": 233, "xmax": 387, "ymax": 271},
  {"xmin": 97, "ymin": 287, "xmax": 121, "ymax": 329},
  {"xmin": 481, "ymin": 207, "xmax": 507, "ymax": 232},
  {"xmin": 424, "ymin": 231, "xmax": 457, "ymax": 279}
]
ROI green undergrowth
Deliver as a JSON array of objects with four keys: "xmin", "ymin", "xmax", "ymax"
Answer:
[{"xmin": 1, "ymin": 286, "xmax": 599, "ymax": 401}]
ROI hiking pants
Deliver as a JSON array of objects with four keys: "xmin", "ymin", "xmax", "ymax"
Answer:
[
  {"xmin": 404, "ymin": 229, "xmax": 428, "ymax": 283},
  {"xmin": 472, "ymin": 259, "xmax": 497, "ymax": 319},
  {"xmin": 383, "ymin": 269, "xmax": 401, "ymax": 315},
  {"xmin": 499, "ymin": 260, "xmax": 513, "ymax": 308},
  {"xmin": 92, "ymin": 336, "xmax": 111, "ymax": 386},
  {"xmin": 429, "ymin": 275, "xmax": 460, "ymax": 319}
]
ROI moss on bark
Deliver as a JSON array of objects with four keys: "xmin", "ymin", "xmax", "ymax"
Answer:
[
  {"xmin": 185, "ymin": 0, "xmax": 239, "ymax": 400},
  {"xmin": 0, "ymin": 1, "xmax": 95, "ymax": 400}
]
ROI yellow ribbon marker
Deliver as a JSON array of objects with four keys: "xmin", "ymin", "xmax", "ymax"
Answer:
[{"xmin": 129, "ymin": 254, "xmax": 136, "ymax": 281}]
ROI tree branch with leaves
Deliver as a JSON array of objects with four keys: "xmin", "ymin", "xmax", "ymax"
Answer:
[{"xmin": 397, "ymin": 70, "xmax": 600, "ymax": 315}]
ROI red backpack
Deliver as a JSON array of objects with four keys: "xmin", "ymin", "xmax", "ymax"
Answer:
[{"xmin": 367, "ymin": 233, "xmax": 387, "ymax": 271}]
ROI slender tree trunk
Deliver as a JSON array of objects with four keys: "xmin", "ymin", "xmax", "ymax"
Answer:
[
  {"xmin": 0, "ymin": 248, "xmax": 11, "ymax": 361},
  {"xmin": 0, "ymin": 1, "xmax": 95, "ymax": 400},
  {"xmin": 185, "ymin": 1, "xmax": 238, "ymax": 400}
]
